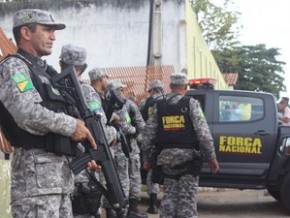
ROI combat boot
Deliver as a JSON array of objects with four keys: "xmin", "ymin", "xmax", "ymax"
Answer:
[
  {"xmin": 105, "ymin": 208, "xmax": 116, "ymax": 218},
  {"xmin": 127, "ymin": 198, "xmax": 148, "ymax": 218},
  {"xmin": 115, "ymin": 208, "xmax": 127, "ymax": 218},
  {"xmin": 147, "ymin": 193, "xmax": 158, "ymax": 214}
]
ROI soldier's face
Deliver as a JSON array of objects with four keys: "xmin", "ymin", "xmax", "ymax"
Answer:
[
  {"xmin": 29, "ymin": 24, "xmax": 56, "ymax": 57},
  {"xmin": 119, "ymin": 88, "xmax": 125, "ymax": 98},
  {"xmin": 101, "ymin": 77, "xmax": 109, "ymax": 91}
]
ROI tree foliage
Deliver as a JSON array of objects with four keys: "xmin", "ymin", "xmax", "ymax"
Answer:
[
  {"xmin": 212, "ymin": 44, "xmax": 286, "ymax": 98},
  {"xmin": 190, "ymin": 0, "xmax": 241, "ymax": 49}
]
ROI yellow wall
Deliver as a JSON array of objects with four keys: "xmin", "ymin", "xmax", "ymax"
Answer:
[{"xmin": 185, "ymin": 0, "xmax": 231, "ymax": 90}]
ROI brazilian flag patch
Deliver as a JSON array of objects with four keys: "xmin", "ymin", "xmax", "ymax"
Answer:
[
  {"xmin": 198, "ymin": 107, "xmax": 205, "ymax": 119},
  {"xmin": 125, "ymin": 112, "xmax": 131, "ymax": 124},
  {"xmin": 12, "ymin": 72, "xmax": 34, "ymax": 93},
  {"xmin": 88, "ymin": 101, "xmax": 101, "ymax": 111}
]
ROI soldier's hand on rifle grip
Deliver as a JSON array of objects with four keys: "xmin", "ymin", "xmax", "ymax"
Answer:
[
  {"xmin": 110, "ymin": 113, "xmax": 121, "ymax": 126},
  {"xmin": 87, "ymin": 160, "xmax": 102, "ymax": 170},
  {"xmin": 208, "ymin": 158, "xmax": 219, "ymax": 174},
  {"xmin": 71, "ymin": 119, "xmax": 97, "ymax": 149}
]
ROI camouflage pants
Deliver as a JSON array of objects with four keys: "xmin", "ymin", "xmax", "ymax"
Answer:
[
  {"xmin": 160, "ymin": 174, "xmax": 199, "ymax": 218},
  {"xmin": 11, "ymin": 148, "xmax": 74, "ymax": 218},
  {"xmin": 12, "ymin": 194, "xmax": 73, "ymax": 218},
  {"xmin": 128, "ymin": 152, "xmax": 142, "ymax": 200},
  {"xmin": 146, "ymin": 169, "xmax": 160, "ymax": 194},
  {"xmin": 114, "ymin": 154, "xmax": 130, "ymax": 199}
]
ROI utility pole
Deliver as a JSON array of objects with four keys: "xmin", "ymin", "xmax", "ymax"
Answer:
[
  {"xmin": 145, "ymin": 0, "xmax": 163, "ymax": 91},
  {"xmin": 147, "ymin": 0, "xmax": 162, "ymax": 67}
]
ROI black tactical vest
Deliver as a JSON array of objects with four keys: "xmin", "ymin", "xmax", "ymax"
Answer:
[
  {"xmin": 141, "ymin": 96, "xmax": 156, "ymax": 122},
  {"xmin": 154, "ymin": 95, "xmax": 199, "ymax": 149},
  {"xmin": 0, "ymin": 49, "xmax": 78, "ymax": 155}
]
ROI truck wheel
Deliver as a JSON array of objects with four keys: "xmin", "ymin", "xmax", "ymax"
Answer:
[
  {"xmin": 280, "ymin": 173, "xmax": 290, "ymax": 211},
  {"xmin": 266, "ymin": 187, "xmax": 281, "ymax": 201}
]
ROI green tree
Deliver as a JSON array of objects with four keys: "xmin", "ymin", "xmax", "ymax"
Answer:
[
  {"xmin": 212, "ymin": 44, "xmax": 286, "ymax": 98},
  {"xmin": 190, "ymin": 0, "xmax": 241, "ymax": 49}
]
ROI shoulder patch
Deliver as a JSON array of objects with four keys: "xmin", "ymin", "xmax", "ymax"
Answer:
[
  {"xmin": 125, "ymin": 111, "xmax": 131, "ymax": 124},
  {"xmin": 12, "ymin": 72, "xmax": 34, "ymax": 92},
  {"xmin": 198, "ymin": 107, "xmax": 205, "ymax": 119},
  {"xmin": 88, "ymin": 100, "xmax": 101, "ymax": 111}
]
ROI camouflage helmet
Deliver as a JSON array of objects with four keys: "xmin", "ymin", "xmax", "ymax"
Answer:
[
  {"xmin": 60, "ymin": 44, "xmax": 87, "ymax": 66},
  {"xmin": 170, "ymin": 72, "xmax": 188, "ymax": 85},
  {"xmin": 147, "ymin": 80, "xmax": 164, "ymax": 92},
  {"xmin": 13, "ymin": 9, "xmax": 65, "ymax": 30}
]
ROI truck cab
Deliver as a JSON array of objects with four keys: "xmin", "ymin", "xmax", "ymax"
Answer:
[{"xmin": 185, "ymin": 79, "xmax": 290, "ymax": 211}]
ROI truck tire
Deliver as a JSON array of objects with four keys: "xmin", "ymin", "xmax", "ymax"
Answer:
[
  {"xmin": 280, "ymin": 172, "xmax": 290, "ymax": 211},
  {"xmin": 266, "ymin": 187, "xmax": 281, "ymax": 201}
]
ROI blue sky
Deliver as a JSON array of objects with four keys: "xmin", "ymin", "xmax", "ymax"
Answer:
[{"xmin": 234, "ymin": 0, "xmax": 290, "ymax": 97}]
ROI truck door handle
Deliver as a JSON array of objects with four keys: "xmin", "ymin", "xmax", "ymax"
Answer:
[{"xmin": 254, "ymin": 130, "xmax": 269, "ymax": 136}]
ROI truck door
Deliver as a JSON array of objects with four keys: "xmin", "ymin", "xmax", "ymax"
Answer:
[{"xmin": 202, "ymin": 91, "xmax": 278, "ymax": 188}]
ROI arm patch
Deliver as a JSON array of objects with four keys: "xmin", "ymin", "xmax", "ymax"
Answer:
[{"xmin": 12, "ymin": 72, "xmax": 34, "ymax": 93}]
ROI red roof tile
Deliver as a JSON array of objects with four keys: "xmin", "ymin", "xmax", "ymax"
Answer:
[
  {"xmin": 0, "ymin": 27, "xmax": 17, "ymax": 61},
  {"xmin": 222, "ymin": 73, "xmax": 239, "ymax": 86}
]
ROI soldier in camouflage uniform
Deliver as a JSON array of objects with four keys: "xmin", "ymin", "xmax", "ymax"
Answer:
[
  {"xmin": 142, "ymin": 72, "xmax": 219, "ymax": 218},
  {"xmin": 0, "ymin": 9, "xmax": 98, "ymax": 218},
  {"xmin": 139, "ymin": 80, "xmax": 164, "ymax": 214},
  {"xmin": 106, "ymin": 80, "xmax": 147, "ymax": 218},
  {"xmin": 60, "ymin": 44, "xmax": 118, "ymax": 218},
  {"xmin": 125, "ymin": 96, "xmax": 147, "ymax": 218},
  {"xmin": 59, "ymin": 45, "xmax": 117, "ymax": 147},
  {"xmin": 88, "ymin": 68, "xmax": 121, "ymax": 218},
  {"xmin": 89, "ymin": 68, "xmax": 110, "ymax": 103}
]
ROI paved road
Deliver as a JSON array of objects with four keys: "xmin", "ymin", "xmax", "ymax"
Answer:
[{"xmin": 138, "ymin": 189, "xmax": 289, "ymax": 218}]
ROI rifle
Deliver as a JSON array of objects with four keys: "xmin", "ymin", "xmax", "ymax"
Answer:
[
  {"xmin": 114, "ymin": 124, "xmax": 132, "ymax": 157},
  {"xmin": 103, "ymin": 89, "xmax": 132, "ymax": 158},
  {"xmin": 104, "ymin": 89, "xmax": 125, "ymax": 122},
  {"xmin": 51, "ymin": 66, "xmax": 127, "ymax": 213}
]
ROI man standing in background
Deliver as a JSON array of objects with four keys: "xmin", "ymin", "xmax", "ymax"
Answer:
[
  {"xmin": 277, "ymin": 97, "xmax": 290, "ymax": 126},
  {"xmin": 142, "ymin": 72, "xmax": 219, "ymax": 218},
  {"xmin": 139, "ymin": 80, "xmax": 164, "ymax": 214}
]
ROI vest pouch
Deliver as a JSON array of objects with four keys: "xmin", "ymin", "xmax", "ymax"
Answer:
[
  {"xmin": 45, "ymin": 133, "xmax": 78, "ymax": 157},
  {"xmin": 151, "ymin": 164, "xmax": 164, "ymax": 184},
  {"xmin": 72, "ymin": 181, "xmax": 102, "ymax": 215}
]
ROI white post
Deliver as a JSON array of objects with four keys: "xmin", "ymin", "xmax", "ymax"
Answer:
[{"xmin": 150, "ymin": 0, "xmax": 162, "ymax": 66}]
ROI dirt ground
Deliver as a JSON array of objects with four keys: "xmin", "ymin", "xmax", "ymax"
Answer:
[
  {"xmin": 137, "ymin": 188, "xmax": 289, "ymax": 218},
  {"xmin": 2, "ymin": 152, "xmax": 289, "ymax": 218}
]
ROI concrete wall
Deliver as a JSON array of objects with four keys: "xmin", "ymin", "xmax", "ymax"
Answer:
[
  {"xmin": 1, "ymin": 1, "xmax": 183, "ymax": 77},
  {"xmin": 0, "ymin": 0, "xmax": 228, "ymax": 89}
]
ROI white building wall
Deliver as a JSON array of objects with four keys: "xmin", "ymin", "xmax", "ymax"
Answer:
[{"xmin": 1, "ymin": 1, "xmax": 186, "ymax": 78}]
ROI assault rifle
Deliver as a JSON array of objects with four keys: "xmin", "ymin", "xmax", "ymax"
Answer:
[
  {"xmin": 51, "ymin": 66, "xmax": 126, "ymax": 213},
  {"xmin": 103, "ymin": 89, "xmax": 132, "ymax": 157}
]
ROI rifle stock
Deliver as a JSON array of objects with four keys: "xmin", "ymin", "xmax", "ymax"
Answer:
[{"xmin": 51, "ymin": 66, "xmax": 126, "ymax": 210}]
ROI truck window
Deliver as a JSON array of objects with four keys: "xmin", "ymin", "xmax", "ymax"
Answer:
[{"xmin": 219, "ymin": 95, "xmax": 264, "ymax": 122}]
